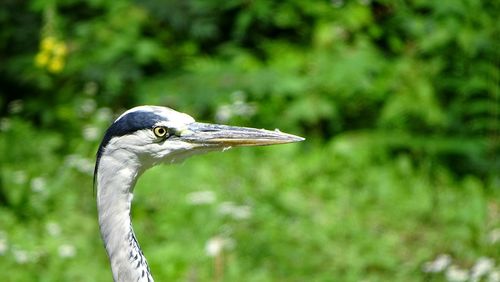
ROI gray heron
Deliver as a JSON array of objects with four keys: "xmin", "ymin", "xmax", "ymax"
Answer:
[{"xmin": 94, "ymin": 106, "xmax": 304, "ymax": 281}]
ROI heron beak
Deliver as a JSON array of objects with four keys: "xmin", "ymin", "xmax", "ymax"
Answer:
[{"xmin": 181, "ymin": 122, "xmax": 305, "ymax": 147}]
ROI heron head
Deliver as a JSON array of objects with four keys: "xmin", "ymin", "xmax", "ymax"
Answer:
[{"xmin": 95, "ymin": 106, "xmax": 304, "ymax": 172}]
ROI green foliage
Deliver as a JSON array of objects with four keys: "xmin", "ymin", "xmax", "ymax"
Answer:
[
  {"xmin": 0, "ymin": 0, "xmax": 498, "ymax": 281},
  {"xmin": 0, "ymin": 123, "xmax": 498, "ymax": 280}
]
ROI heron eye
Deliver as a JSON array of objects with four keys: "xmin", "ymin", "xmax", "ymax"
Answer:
[{"xmin": 153, "ymin": 126, "xmax": 168, "ymax": 138}]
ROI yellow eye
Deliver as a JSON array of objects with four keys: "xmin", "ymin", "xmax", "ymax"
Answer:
[{"xmin": 153, "ymin": 126, "xmax": 168, "ymax": 138}]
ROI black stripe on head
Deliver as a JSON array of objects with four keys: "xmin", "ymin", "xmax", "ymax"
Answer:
[{"xmin": 93, "ymin": 110, "xmax": 164, "ymax": 187}]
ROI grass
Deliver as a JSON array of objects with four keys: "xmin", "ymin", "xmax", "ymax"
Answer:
[{"xmin": 0, "ymin": 130, "xmax": 498, "ymax": 281}]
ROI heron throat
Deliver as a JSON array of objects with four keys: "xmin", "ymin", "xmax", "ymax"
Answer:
[{"xmin": 96, "ymin": 152, "xmax": 153, "ymax": 282}]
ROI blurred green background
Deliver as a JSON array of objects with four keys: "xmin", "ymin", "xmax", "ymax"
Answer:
[{"xmin": 0, "ymin": 0, "xmax": 499, "ymax": 281}]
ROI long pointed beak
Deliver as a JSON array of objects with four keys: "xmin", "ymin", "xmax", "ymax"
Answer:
[{"xmin": 180, "ymin": 122, "xmax": 304, "ymax": 147}]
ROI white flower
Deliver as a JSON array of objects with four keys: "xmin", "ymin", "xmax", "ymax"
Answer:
[
  {"xmin": 232, "ymin": 99, "xmax": 256, "ymax": 117},
  {"xmin": 76, "ymin": 159, "xmax": 94, "ymax": 175},
  {"xmin": 58, "ymin": 244, "xmax": 76, "ymax": 258},
  {"xmin": 83, "ymin": 126, "xmax": 100, "ymax": 141},
  {"xmin": 0, "ymin": 118, "xmax": 11, "ymax": 131},
  {"xmin": 205, "ymin": 237, "xmax": 224, "ymax": 257},
  {"xmin": 331, "ymin": 0, "xmax": 344, "ymax": 8},
  {"xmin": 46, "ymin": 221, "xmax": 61, "ymax": 237},
  {"xmin": 446, "ymin": 265, "xmax": 469, "ymax": 282},
  {"xmin": 79, "ymin": 99, "xmax": 97, "ymax": 115},
  {"xmin": 65, "ymin": 155, "xmax": 94, "ymax": 175},
  {"xmin": 489, "ymin": 270, "xmax": 500, "ymax": 282},
  {"xmin": 186, "ymin": 191, "xmax": 216, "ymax": 205},
  {"xmin": 96, "ymin": 107, "xmax": 113, "ymax": 122},
  {"xmin": 215, "ymin": 105, "xmax": 232, "ymax": 123},
  {"xmin": 215, "ymin": 91, "xmax": 256, "ymax": 123},
  {"xmin": 13, "ymin": 249, "xmax": 29, "ymax": 264},
  {"xmin": 205, "ymin": 236, "xmax": 234, "ymax": 257},
  {"xmin": 218, "ymin": 202, "xmax": 252, "ymax": 220},
  {"xmin": 488, "ymin": 228, "xmax": 500, "ymax": 244},
  {"xmin": 470, "ymin": 257, "xmax": 495, "ymax": 280},
  {"xmin": 422, "ymin": 254, "xmax": 452, "ymax": 273},
  {"xmin": 8, "ymin": 100, "xmax": 23, "ymax": 114},
  {"xmin": 231, "ymin": 205, "xmax": 252, "ymax": 220},
  {"xmin": 31, "ymin": 177, "xmax": 46, "ymax": 193}
]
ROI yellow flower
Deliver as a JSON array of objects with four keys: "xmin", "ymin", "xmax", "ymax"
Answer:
[
  {"xmin": 35, "ymin": 52, "xmax": 50, "ymax": 67},
  {"xmin": 48, "ymin": 57, "xmax": 64, "ymax": 73},
  {"xmin": 41, "ymin": 36, "xmax": 56, "ymax": 51},
  {"xmin": 53, "ymin": 42, "xmax": 68, "ymax": 56},
  {"xmin": 37, "ymin": 36, "xmax": 68, "ymax": 73}
]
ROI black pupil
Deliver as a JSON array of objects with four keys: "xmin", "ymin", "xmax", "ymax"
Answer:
[{"xmin": 157, "ymin": 128, "xmax": 165, "ymax": 135}]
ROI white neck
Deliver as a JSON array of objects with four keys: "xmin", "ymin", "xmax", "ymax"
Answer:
[{"xmin": 96, "ymin": 150, "xmax": 154, "ymax": 282}]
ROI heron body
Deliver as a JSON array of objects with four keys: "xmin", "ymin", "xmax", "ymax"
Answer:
[{"xmin": 94, "ymin": 106, "xmax": 303, "ymax": 281}]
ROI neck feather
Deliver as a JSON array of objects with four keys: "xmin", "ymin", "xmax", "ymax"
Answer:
[{"xmin": 96, "ymin": 152, "xmax": 154, "ymax": 282}]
